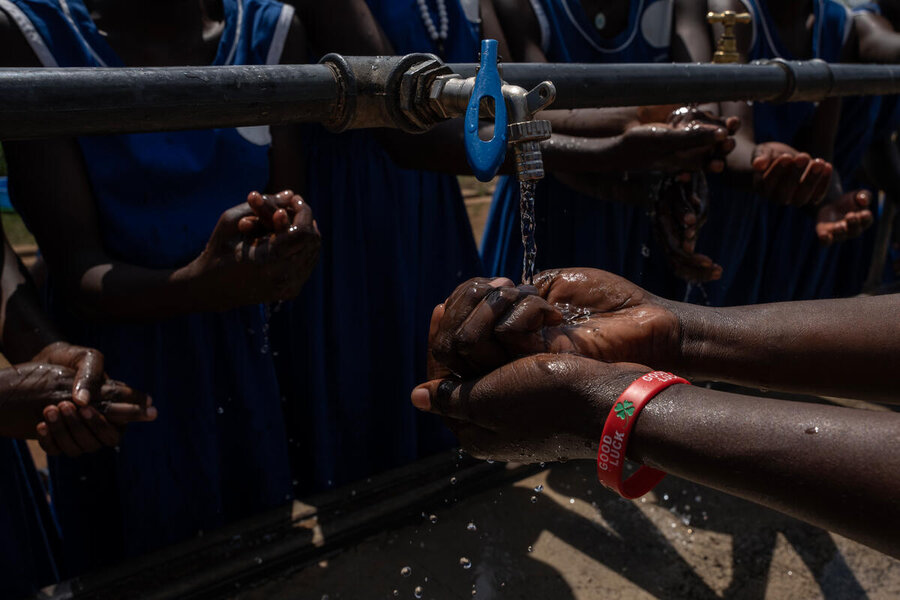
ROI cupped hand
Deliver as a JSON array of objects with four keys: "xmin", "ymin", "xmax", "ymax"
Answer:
[
  {"xmin": 0, "ymin": 363, "xmax": 155, "ymax": 457},
  {"xmin": 411, "ymin": 353, "xmax": 650, "ymax": 463},
  {"xmin": 621, "ymin": 121, "xmax": 731, "ymax": 173},
  {"xmin": 752, "ymin": 142, "xmax": 832, "ymax": 206},
  {"xmin": 665, "ymin": 106, "xmax": 740, "ymax": 173},
  {"xmin": 429, "ymin": 269, "xmax": 681, "ymax": 379},
  {"xmin": 816, "ymin": 190, "xmax": 874, "ymax": 245},
  {"xmin": 189, "ymin": 190, "xmax": 321, "ymax": 310}
]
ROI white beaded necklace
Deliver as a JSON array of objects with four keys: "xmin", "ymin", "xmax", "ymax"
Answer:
[{"xmin": 416, "ymin": 0, "xmax": 449, "ymax": 51}]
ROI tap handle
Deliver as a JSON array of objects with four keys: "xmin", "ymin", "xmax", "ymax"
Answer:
[
  {"xmin": 707, "ymin": 10, "xmax": 751, "ymax": 64},
  {"xmin": 465, "ymin": 39, "xmax": 508, "ymax": 182}
]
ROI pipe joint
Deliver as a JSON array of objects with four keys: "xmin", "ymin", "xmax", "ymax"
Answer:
[{"xmin": 762, "ymin": 58, "xmax": 834, "ymax": 103}]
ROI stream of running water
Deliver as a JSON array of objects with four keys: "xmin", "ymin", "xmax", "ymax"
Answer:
[{"xmin": 519, "ymin": 179, "xmax": 537, "ymax": 284}]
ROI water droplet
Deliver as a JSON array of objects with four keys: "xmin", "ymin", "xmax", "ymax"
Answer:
[
  {"xmin": 466, "ymin": 522, "xmax": 477, "ymax": 532},
  {"xmin": 569, "ymin": 498, "xmax": 575, "ymax": 504},
  {"xmin": 641, "ymin": 244, "xmax": 651, "ymax": 258},
  {"xmin": 414, "ymin": 585, "xmax": 424, "ymax": 598},
  {"xmin": 393, "ymin": 591, "xmax": 399, "ymax": 598},
  {"xmin": 663, "ymin": 494, "xmax": 669, "ymax": 501},
  {"xmin": 527, "ymin": 545, "xmax": 534, "ymax": 553},
  {"xmin": 805, "ymin": 426, "xmax": 819, "ymax": 434},
  {"xmin": 216, "ymin": 406, "xmax": 224, "ymax": 415},
  {"xmin": 533, "ymin": 484, "xmax": 543, "ymax": 493},
  {"xmin": 539, "ymin": 462, "xmax": 546, "ymax": 468},
  {"xmin": 670, "ymin": 522, "xmax": 677, "ymax": 528},
  {"xmin": 254, "ymin": 557, "xmax": 263, "ymax": 565},
  {"xmin": 787, "ymin": 570, "xmax": 793, "ymax": 576},
  {"xmin": 694, "ymin": 495, "xmax": 702, "ymax": 503},
  {"xmin": 486, "ymin": 459, "xmax": 495, "ymax": 464},
  {"xmin": 400, "ymin": 566, "xmax": 412, "ymax": 578},
  {"xmin": 530, "ymin": 495, "xmax": 537, "ymax": 504},
  {"xmin": 459, "ymin": 557, "xmax": 472, "ymax": 569},
  {"xmin": 429, "ymin": 514, "xmax": 438, "ymax": 524},
  {"xmin": 450, "ymin": 476, "xmax": 458, "ymax": 485}
]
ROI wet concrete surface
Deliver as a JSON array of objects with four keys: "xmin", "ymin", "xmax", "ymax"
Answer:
[{"xmin": 234, "ymin": 461, "xmax": 900, "ymax": 600}]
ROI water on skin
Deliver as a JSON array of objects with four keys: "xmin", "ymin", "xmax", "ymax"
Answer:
[
  {"xmin": 519, "ymin": 179, "xmax": 538, "ymax": 285},
  {"xmin": 553, "ymin": 302, "xmax": 591, "ymax": 324}
]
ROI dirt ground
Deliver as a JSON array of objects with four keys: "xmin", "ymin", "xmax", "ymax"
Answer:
[{"xmin": 235, "ymin": 461, "xmax": 900, "ymax": 600}]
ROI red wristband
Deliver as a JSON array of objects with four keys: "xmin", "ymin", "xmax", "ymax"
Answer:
[{"xmin": 596, "ymin": 371, "xmax": 689, "ymax": 499}]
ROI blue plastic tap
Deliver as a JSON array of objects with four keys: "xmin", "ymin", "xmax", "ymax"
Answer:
[{"xmin": 464, "ymin": 39, "xmax": 508, "ymax": 182}]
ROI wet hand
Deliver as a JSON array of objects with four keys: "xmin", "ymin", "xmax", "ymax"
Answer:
[
  {"xmin": 411, "ymin": 353, "xmax": 650, "ymax": 463},
  {"xmin": 621, "ymin": 121, "xmax": 733, "ymax": 173},
  {"xmin": 752, "ymin": 142, "xmax": 832, "ymax": 206},
  {"xmin": 0, "ymin": 363, "xmax": 156, "ymax": 457},
  {"xmin": 429, "ymin": 269, "xmax": 680, "ymax": 378},
  {"xmin": 816, "ymin": 190, "xmax": 874, "ymax": 245},
  {"xmin": 189, "ymin": 190, "xmax": 321, "ymax": 309},
  {"xmin": 31, "ymin": 341, "xmax": 104, "ymax": 406},
  {"xmin": 665, "ymin": 106, "xmax": 740, "ymax": 173},
  {"xmin": 652, "ymin": 174, "xmax": 723, "ymax": 283}
]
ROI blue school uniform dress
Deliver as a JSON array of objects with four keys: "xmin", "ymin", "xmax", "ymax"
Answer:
[
  {"xmin": 272, "ymin": 0, "xmax": 483, "ymax": 493},
  {"xmin": 830, "ymin": 2, "xmax": 898, "ymax": 295},
  {"xmin": 750, "ymin": 0, "xmax": 851, "ymax": 302},
  {"xmin": 480, "ymin": 0, "xmax": 683, "ymax": 297},
  {"xmin": 690, "ymin": 0, "xmax": 852, "ymax": 305},
  {"xmin": 3, "ymin": 0, "xmax": 295, "ymax": 574},
  {"xmin": 0, "ymin": 440, "xmax": 60, "ymax": 598}
]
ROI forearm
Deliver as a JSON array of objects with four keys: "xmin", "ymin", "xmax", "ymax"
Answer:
[
  {"xmin": 628, "ymin": 384, "xmax": 900, "ymax": 558},
  {"xmin": 666, "ymin": 296, "xmax": 900, "ymax": 402},
  {"xmin": 539, "ymin": 108, "xmax": 638, "ymax": 138},
  {"xmin": 541, "ymin": 133, "xmax": 653, "ymax": 173},
  {"xmin": 64, "ymin": 255, "xmax": 204, "ymax": 321},
  {"xmin": 0, "ymin": 240, "xmax": 61, "ymax": 362}
]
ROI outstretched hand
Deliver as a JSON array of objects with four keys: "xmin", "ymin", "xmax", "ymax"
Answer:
[
  {"xmin": 816, "ymin": 190, "xmax": 874, "ymax": 245},
  {"xmin": 752, "ymin": 142, "xmax": 832, "ymax": 206},
  {"xmin": 188, "ymin": 190, "xmax": 321, "ymax": 310},
  {"xmin": 412, "ymin": 353, "xmax": 649, "ymax": 463},
  {"xmin": 428, "ymin": 269, "xmax": 680, "ymax": 380},
  {"xmin": 621, "ymin": 117, "xmax": 736, "ymax": 174}
]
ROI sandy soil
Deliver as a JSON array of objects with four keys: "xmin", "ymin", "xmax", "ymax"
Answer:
[{"xmin": 236, "ymin": 461, "xmax": 900, "ymax": 600}]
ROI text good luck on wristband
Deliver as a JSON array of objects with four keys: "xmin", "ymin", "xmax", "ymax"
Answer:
[{"xmin": 596, "ymin": 371, "xmax": 689, "ymax": 499}]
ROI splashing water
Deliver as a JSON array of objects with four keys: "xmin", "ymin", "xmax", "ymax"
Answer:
[{"xmin": 519, "ymin": 180, "xmax": 538, "ymax": 284}]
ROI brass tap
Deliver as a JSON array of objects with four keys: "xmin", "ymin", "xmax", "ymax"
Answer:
[{"xmin": 706, "ymin": 10, "xmax": 751, "ymax": 64}]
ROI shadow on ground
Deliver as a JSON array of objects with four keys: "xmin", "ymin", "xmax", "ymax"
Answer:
[{"xmin": 235, "ymin": 461, "xmax": 899, "ymax": 600}]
